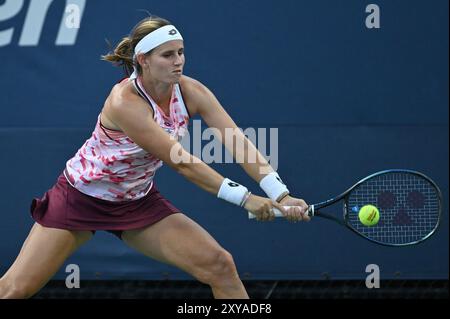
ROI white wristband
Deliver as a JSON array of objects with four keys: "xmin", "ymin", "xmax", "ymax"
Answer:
[
  {"xmin": 259, "ymin": 172, "xmax": 289, "ymax": 201},
  {"xmin": 217, "ymin": 178, "xmax": 248, "ymax": 206}
]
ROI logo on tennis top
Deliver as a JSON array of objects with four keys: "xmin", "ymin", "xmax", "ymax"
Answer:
[
  {"xmin": 168, "ymin": 29, "xmax": 178, "ymax": 35},
  {"xmin": 228, "ymin": 182, "xmax": 240, "ymax": 187}
]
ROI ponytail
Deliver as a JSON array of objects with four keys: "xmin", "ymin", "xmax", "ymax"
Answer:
[{"xmin": 101, "ymin": 37, "xmax": 134, "ymax": 76}]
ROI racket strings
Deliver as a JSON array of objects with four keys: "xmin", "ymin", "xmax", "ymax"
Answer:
[{"xmin": 346, "ymin": 172, "xmax": 440, "ymax": 245}]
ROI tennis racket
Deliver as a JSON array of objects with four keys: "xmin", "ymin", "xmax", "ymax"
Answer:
[{"xmin": 248, "ymin": 169, "xmax": 442, "ymax": 246}]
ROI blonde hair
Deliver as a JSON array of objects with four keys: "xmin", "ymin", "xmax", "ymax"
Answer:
[{"xmin": 102, "ymin": 16, "xmax": 171, "ymax": 76}]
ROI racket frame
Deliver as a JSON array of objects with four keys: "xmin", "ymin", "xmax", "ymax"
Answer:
[{"xmin": 312, "ymin": 169, "xmax": 443, "ymax": 246}]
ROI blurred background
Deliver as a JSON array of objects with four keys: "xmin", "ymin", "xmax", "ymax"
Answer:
[{"xmin": 0, "ymin": 0, "xmax": 448, "ymax": 298}]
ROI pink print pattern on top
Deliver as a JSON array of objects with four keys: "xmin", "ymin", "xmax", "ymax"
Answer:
[{"xmin": 65, "ymin": 78, "xmax": 190, "ymax": 201}]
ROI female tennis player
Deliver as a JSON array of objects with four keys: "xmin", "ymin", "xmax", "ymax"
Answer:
[{"xmin": 0, "ymin": 16, "xmax": 309, "ymax": 299}]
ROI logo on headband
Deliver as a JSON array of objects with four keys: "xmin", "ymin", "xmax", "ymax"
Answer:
[{"xmin": 168, "ymin": 29, "xmax": 178, "ymax": 35}]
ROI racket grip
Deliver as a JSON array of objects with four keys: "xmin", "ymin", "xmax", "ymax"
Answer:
[{"xmin": 248, "ymin": 205, "xmax": 314, "ymax": 219}]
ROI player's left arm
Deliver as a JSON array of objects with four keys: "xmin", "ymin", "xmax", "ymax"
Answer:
[{"xmin": 181, "ymin": 76, "xmax": 309, "ymax": 221}]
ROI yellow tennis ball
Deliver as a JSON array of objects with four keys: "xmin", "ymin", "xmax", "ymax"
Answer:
[{"xmin": 358, "ymin": 205, "xmax": 380, "ymax": 226}]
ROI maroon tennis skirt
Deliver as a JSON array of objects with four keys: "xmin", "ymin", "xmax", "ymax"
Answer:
[{"xmin": 30, "ymin": 173, "xmax": 181, "ymax": 236}]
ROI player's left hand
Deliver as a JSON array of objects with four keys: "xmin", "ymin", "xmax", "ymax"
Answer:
[{"xmin": 279, "ymin": 195, "xmax": 311, "ymax": 223}]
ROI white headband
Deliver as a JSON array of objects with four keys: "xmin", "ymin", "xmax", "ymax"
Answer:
[{"xmin": 130, "ymin": 25, "xmax": 183, "ymax": 79}]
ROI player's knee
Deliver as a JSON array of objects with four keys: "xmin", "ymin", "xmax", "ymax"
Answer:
[
  {"xmin": 195, "ymin": 249, "xmax": 238, "ymax": 286},
  {"xmin": 0, "ymin": 277, "xmax": 37, "ymax": 299}
]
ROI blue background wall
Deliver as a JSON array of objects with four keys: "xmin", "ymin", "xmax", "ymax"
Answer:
[{"xmin": 0, "ymin": 0, "xmax": 448, "ymax": 281}]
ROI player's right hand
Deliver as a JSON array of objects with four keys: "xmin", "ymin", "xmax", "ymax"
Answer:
[{"xmin": 244, "ymin": 194, "xmax": 287, "ymax": 221}]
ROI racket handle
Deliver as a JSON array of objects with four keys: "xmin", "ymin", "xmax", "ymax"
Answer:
[{"xmin": 248, "ymin": 205, "xmax": 315, "ymax": 219}]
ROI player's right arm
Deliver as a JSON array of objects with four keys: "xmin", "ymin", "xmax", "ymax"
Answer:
[{"xmin": 104, "ymin": 86, "xmax": 285, "ymax": 219}]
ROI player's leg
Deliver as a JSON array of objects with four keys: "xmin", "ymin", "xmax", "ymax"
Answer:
[
  {"xmin": 122, "ymin": 213, "xmax": 249, "ymax": 299},
  {"xmin": 0, "ymin": 223, "xmax": 93, "ymax": 299}
]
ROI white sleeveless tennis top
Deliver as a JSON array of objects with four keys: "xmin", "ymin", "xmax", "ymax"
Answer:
[{"xmin": 65, "ymin": 77, "xmax": 190, "ymax": 201}]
